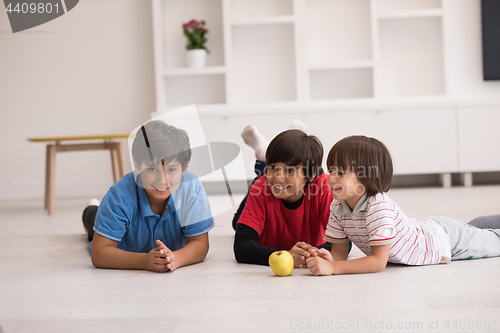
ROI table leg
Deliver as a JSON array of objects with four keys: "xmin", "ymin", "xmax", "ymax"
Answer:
[
  {"xmin": 45, "ymin": 144, "xmax": 56, "ymax": 215},
  {"xmin": 110, "ymin": 145, "xmax": 119, "ymax": 183},
  {"xmin": 44, "ymin": 146, "xmax": 49, "ymax": 209},
  {"xmin": 115, "ymin": 142, "xmax": 126, "ymax": 179}
]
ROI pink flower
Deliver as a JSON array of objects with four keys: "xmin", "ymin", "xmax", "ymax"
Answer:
[{"xmin": 182, "ymin": 18, "xmax": 210, "ymax": 53}]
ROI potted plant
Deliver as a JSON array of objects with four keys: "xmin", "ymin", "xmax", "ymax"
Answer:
[{"xmin": 182, "ymin": 19, "xmax": 209, "ymax": 68}]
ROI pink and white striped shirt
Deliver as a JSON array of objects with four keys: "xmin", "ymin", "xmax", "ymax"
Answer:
[{"xmin": 324, "ymin": 193, "xmax": 451, "ymax": 265}]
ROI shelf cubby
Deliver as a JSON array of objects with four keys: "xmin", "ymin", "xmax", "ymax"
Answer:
[
  {"xmin": 309, "ymin": 68, "xmax": 374, "ymax": 100},
  {"xmin": 230, "ymin": 0, "xmax": 293, "ymax": 19},
  {"xmin": 232, "ymin": 23, "xmax": 297, "ymax": 104},
  {"xmin": 162, "ymin": 0, "xmax": 225, "ymax": 69},
  {"xmin": 377, "ymin": 16, "xmax": 445, "ymax": 98},
  {"xmin": 306, "ymin": 0, "xmax": 372, "ymax": 64}
]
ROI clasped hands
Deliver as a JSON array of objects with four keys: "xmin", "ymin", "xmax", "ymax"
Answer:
[
  {"xmin": 146, "ymin": 239, "xmax": 177, "ymax": 273},
  {"xmin": 289, "ymin": 242, "xmax": 335, "ymax": 275}
]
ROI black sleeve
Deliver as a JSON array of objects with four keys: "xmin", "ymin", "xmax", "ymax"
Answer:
[
  {"xmin": 317, "ymin": 242, "xmax": 332, "ymax": 251},
  {"xmin": 233, "ymin": 224, "xmax": 281, "ymax": 266},
  {"xmin": 317, "ymin": 241, "xmax": 352, "ymax": 253}
]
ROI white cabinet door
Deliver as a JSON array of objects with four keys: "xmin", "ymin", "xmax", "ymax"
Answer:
[
  {"xmin": 458, "ymin": 107, "xmax": 500, "ymax": 172},
  {"xmin": 200, "ymin": 113, "xmax": 302, "ymax": 180},
  {"xmin": 305, "ymin": 108, "xmax": 458, "ymax": 175}
]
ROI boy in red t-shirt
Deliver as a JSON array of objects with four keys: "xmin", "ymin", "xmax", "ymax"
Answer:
[{"xmin": 233, "ymin": 125, "xmax": 350, "ymax": 267}]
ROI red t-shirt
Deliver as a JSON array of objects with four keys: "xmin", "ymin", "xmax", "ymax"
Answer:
[{"xmin": 237, "ymin": 173, "xmax": 333, "ymax": 250}]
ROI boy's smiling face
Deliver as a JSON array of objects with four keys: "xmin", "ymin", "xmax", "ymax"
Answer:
[
  {"xmin": 138, "ymin": 159, "xmax": 185, "ymax": 208},
  {"xmin": 266, "ymin": 162, "xmax": 309, "ymax": 204}
]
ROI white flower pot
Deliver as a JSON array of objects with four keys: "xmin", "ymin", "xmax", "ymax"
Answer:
[{"xmin": 186, "ymin": 49, "xmax": 207, "ymax": 68}]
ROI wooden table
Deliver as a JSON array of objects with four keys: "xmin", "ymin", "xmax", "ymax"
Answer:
[{"xmin": 27, "ymin": 134, "xmax": 130, "ymax": 215}]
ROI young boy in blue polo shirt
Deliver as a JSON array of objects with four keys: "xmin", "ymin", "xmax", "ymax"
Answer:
[{"xmin": 82, "ymin": 120, "xmax": 214, "ymax": 272}]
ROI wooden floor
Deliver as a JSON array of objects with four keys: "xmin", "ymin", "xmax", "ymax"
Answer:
[{"xmin": 1, "ymin": 185, "xmax": 500, "ymax": 332}]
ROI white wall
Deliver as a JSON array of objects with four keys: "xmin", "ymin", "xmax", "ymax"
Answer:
[
  {"xmin": 445, "ymin": 0, "xmax": 500, "ymax": 98},
  {"xmin": 0, "ymin": 0, "xmax": 155, "ymax": 200}
]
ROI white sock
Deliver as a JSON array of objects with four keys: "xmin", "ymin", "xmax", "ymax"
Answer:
[
  {"xmin": 241, "ymin": 125, "xmax": 268, "ymax": 162},
  {"xmin": 289, "ymin": 119, "xmax": 307, "ymax": 133},
  {"xmin": 87, "ymin": 198, "xmax": 100, "ymax": 207}
]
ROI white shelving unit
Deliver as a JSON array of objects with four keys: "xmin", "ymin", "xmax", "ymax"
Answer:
[
  {"xmin": 152, "ymin": 0, "xmax": 447, "ymax": 110},
  {"xmin": 305, "ymin": 0, "xmax": 374, "ymax": 100},
  {"xmin": 150, "ymin": 0, "xmax": 500, "ymax": 186}
]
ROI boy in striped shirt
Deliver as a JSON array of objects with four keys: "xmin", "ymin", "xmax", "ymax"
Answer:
[{"xmin": 304, "ymin": 135, "xmax": 500, "ymax": 275}]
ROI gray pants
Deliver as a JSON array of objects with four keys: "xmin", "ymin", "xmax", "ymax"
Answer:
[
  {"xmin": 468, "ymin": 214, "xmax": 500, "ymax": 229},
  {"xmin": 429, "ymin": 215, "xmax": 500, "ymax": 260}
]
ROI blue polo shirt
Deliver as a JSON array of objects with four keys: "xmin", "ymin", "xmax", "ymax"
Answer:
[{"xmin": 89, "ymin": 170, "xmax": 214, "ymax": 253}]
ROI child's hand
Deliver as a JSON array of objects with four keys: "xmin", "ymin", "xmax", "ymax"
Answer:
[
  {"xmin": 299, "ymin": 248, "xmax": 333, "ymax": 268},
  {"xmin": 306, "ymin": 256, "xmax": 335, "ymax": 276},
  {"xmin": 145, "ymin": 244, "xmax": 170, "ymax": 273},
  {"xmin": 315, "ymin": 248, "xmax": 334, "ymax": 261},
  {"xmin": 156, "ymin": 240, "xmax": 177, "ymax": 271},
  {"xmin": 290, "ymin": 242, "xmax": 317, "ymax": 268}
]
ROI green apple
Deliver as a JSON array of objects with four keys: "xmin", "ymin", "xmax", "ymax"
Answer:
[{"xmin": 268, "ymin": 250, "xmax": 294, "ymax": 277}]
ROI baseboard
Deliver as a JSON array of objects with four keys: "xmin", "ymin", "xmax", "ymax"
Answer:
[
  {"xmin": 0, "ymin": 179, "xmax": 250, "ymax": 201},
  {"xmin": 0, "ymin": 180, "xmax": 114, "ymax": 201}
]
